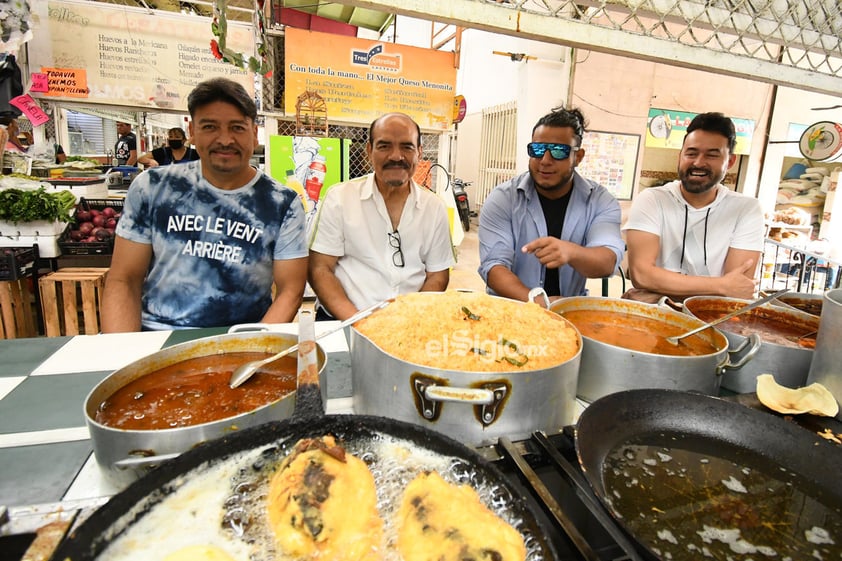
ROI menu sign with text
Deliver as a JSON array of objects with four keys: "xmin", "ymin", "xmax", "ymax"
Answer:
[
  {"xmin": 285, "ymin": 28, "xmax": 457, "ymax": 130},
  {"xmin": 29, "ymin": 0, "xmax": 254, "ymax": 110}
]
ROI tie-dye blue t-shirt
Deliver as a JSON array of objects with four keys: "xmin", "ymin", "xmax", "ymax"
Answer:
[{"xmin": 116, "ymin": 161, "xmax": 308, "ymax": 329}]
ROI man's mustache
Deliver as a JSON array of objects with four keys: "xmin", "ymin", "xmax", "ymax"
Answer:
[{"xmin": 384, "ymin": 161, "xmax": 409, "ymax": 169}]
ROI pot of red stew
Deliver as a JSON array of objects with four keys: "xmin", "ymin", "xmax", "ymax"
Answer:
[
  {"xmin": 683, "ymin": 296, "xmax": 819, "ymax": 393},
  {"xmin": 84, "ymin": 330, "xmax": 326, "ymax": 485},
  {"xmin": 550, "ymin": 297, "xmax": 760, "ymax": 402}
]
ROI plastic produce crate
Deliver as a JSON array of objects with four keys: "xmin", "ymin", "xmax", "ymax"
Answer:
[
  {"xmin": 0, "ymin": 246, "xmax": 38, "ymax": 281},
  {"xmin": 58, "ymin": 198, "xmax": 124, "ymax": 256}
]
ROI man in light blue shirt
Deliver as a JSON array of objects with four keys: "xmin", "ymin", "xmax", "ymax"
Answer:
[{"xmin": 479, "ymin": 107, "xmax": 625, "ymax": 305}]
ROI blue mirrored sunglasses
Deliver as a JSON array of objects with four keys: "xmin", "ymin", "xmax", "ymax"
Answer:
[{"xmin": 527, "ymin": 142, "xmax": 575, "ymax": 160}]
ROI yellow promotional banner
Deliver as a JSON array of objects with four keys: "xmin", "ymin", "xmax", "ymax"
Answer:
[
  {"xmin": 284, "ymin": 28, "xmax": 457, "ymax": 130},
  {"xmin": 29, "ymin": 0, "xmax": 253, "ymax": 110}
]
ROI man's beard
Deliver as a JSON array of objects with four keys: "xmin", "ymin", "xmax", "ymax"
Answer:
[
  {"xmin": 382, "ymin": 162, "xmax": 410, "ymax": 188},
  {"xmin": 679, "ymin": 167, "xmax": 723, "ymax": 194},
  {"xmin": 530, "ymin": 168, "xmax": 573, "ymax": 193}
]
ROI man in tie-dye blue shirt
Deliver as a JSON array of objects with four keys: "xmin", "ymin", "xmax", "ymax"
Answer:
[{"xmin": 102, "ymin": 78, "xmax": 308, "ymax": 331}]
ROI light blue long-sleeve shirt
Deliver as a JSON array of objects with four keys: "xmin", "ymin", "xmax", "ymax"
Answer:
[{"xmin": 478, "ymin": 171, "xmax": 625, "ymax": 297}]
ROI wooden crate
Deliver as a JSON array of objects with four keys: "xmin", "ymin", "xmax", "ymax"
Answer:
[
  {"xmin": 0, "ymin": 278, "xmax": 36, "ymax": 339},
  {"xmin": 39, "ymin": 268, "xmax": 109, "ymax": 337}
]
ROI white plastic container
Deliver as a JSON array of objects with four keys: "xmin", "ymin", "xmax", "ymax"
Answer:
[
  {"xmin": 0, "ymin": 219, "xmax": 67, "ymax": 237},
  {"xmin": 0, "ymin": 232, "xmax": 63, "ymax": 258}
]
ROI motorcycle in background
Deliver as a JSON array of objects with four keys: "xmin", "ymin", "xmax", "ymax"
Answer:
[{"xmin": 452, "ymin": 177, "xmax": 472, "ymax": 232}]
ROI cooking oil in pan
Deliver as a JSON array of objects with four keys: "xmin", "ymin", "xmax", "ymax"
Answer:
[
  {"xmin": 221, "ymin": 433, "xmax": 548, "ymax": 560},
  {"xmin": 96, "ymin": 432, "xmax": 547, "ymax": 560},
  {"xmin": 602, "ymin": 435, "xmax": 842, "ymax": 560}
]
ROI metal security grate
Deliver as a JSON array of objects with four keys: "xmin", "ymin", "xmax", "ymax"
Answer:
[
  {"xmin": 477, "ymin": 101, "xmax": 518, "ymax": 209},
  {"xmin": 340, "ymin": 0, "xmax": 842, "ymax": 95},
  {"xmin": 274, "ymin": 120, "xmax": 442, "ymax": 181}
]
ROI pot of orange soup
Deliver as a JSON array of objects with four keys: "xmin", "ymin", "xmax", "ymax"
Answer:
[
  {"xmin": 550, "ymin": 297, "xmax": 760, "ymax": 402},
  {"xmin": 84, "ymin": 329, "xmax": 327, "ymax": 486},
  {"xmin": 683, "ymin": 296, "xmax": 820, "ymax": 394}
]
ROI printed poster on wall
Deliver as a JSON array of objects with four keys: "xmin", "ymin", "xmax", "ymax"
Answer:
[
  {"xmin": 28, "ymin": 0, "xmax": 254, "ymax": 110},
  {"xmin": 284, "ymin": 28, "xmax": 457, "ymax": 130},
  {"xmin": 645, "ymin": 108, "xmax": 754, "ymax": 155},
  {"xmin": 577, "ymin": 131, "xmax": 639, "ymax": 200}
]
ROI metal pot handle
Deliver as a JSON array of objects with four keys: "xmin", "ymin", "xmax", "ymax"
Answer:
[
  {"xmin": 656, "ymin": 296, "xmax": 683, "ymax": 311},
  {"xmin": 528, "ymin": 287, "xmax": 550, "ymax": 308},
  {"xmin": 423, "ymin": 385, "xmax": 496, "ymax": 405},
  {"xmin": 113, "ymin": 452, "xmax": 181, "ymax": 470},
  {"xmin": 720, "ymin": 333, "xmax": 763, "ymax": 372},
  {"xmin": 227, "ymin": 323, "xmax": 271, "ymax": 333},
  {"xmin": 413, "ymin": 377, "xmax": 509, "ymax": 426}
]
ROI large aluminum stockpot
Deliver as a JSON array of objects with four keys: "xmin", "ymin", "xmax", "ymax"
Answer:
[
  {"xmin": 84, "ymin": 329, "xmax": 326, "ymax": 486},
  {"xmin": 350, "ymin": 295, "xmax": 582, "ymax": 446},
  {"xmin": 683, "ymin": 295, "xmax": 820, "ymax": 393},
  {"xmin": 549, "ymin": 297, "xmax": 760, "ymax": 403},
  {"xmin": 772, "ymin": 292, "xmax": 824, "ymax": 317}
]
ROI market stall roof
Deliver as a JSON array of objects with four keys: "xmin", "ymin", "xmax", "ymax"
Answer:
[
  {"xmin": 92, "ymin": 0, "xmax": 394, "ymax": 32},
  {"xmin": 280, "ymin": 0, "xmax": 394, "ymax": 33}
]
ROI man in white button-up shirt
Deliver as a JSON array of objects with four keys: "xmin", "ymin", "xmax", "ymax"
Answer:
[{"xmin": 308, "ymin": 113, "xmax": 454, "ymax": 321}]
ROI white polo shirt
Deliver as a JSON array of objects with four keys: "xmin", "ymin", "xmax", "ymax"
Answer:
[{"xmin": 309, "ymin": 174, "xmax": 455, "ymax": 310}]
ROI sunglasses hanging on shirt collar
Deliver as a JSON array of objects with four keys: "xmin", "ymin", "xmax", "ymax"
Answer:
[{"xmin": 527, "ymin": 142, "xmax": 576, "ymax": 160}]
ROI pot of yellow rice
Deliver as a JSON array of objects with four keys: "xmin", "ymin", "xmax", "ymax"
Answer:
[{"xmin": 350, "ymin": 291, "xmax": 582, "ymax": 445}]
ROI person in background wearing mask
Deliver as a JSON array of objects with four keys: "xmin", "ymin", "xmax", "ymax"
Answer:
[
  {"xmin": 479, "ymin": 106, "xmax": 624, "ymax": 306},
  {"xmin": 137, "ymin": 127, "xmax": 199, "ymax": 167},
  {"xmin": 114, "ymin": 121, "xmax": 137, "ymax": 166},
  {"xmin": 622, "ymin": 112, "xmax": 764, "ymax": 303}
]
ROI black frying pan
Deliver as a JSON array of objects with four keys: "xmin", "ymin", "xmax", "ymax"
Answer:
[
  {"xmin": 576, "ymin": 389, "xmax": 842, "ymax": 560},
  {"xmin": 50, "ymin": 330, "xmax": 558, "ymax": 560}
]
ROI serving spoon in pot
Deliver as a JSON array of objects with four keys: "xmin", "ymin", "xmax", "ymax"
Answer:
[
  {"xmin": 666, "ymin": 288, "xmax": 790, "ymax": 346},
  {"xmin": 228, "ymin": 299, "xmax": 392, "ymax": 389}
]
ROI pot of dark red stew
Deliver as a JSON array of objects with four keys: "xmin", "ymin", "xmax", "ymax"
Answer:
[
  {"xmin": 683, "ymin": 296, "xmax": 820, "ymax": 393},
  {"xmin": 576, "ymin": 389, "xmax": 842, "ymax": 560},
  {"xmin": 84, "ymin": 329, "xmax": 327, "ymax": 486},
  {"xmin": 56, "ymin": 310, "xmax": 556, "ymax": 561}
]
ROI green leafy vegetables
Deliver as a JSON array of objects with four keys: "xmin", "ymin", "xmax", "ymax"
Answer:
[{"xmin": 0, "ymin": 188, "xmax": 77, "ymax": 224}]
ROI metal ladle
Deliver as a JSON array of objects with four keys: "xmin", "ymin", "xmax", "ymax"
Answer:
[
  {"xmin": 666, "ymin": 288, "xmax": 790, "ymax": 345},
  {"xmin": 228, "ymin": 299, "xmax": 391, "ymax": 389}
]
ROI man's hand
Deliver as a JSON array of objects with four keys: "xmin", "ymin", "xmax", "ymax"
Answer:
[
  {"xmin": 720, "ymin": 259, "xmax": 758, "ymax": 299},
  {"xmin": 522, "ymin": 237, "xmax": 579, "ymax": 269}
]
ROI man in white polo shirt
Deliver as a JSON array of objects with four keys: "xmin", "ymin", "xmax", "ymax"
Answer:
[
  {"xmin": 623, "ymin": 112, "xmax": 765, "ymax": 303},
  {"xmin": 308, "ymin": 112, "xmax": 454, "ymax": 320}
]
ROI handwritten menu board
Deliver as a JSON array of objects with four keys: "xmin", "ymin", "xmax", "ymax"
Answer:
[{"xmin": 28, "ymin": 0, "xmax": 254, "ymax": 110}]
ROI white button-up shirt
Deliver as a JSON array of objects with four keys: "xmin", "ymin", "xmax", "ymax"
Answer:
[{"xmin": 309, "ymin": 174, "xmax": 455, "ymax": 310}]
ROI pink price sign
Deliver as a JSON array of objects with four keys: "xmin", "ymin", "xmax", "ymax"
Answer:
[
  {"xmin": 10, "ymin": 94, "xmax": 50, "ymax": 126},
  {"xmin": 30, "ymin": 73, "xmax": 49, "ymax": 93}
]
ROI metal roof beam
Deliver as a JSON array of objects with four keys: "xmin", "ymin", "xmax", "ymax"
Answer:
[{"xmin": 334, "ymin": 0, "xmax": 842, "ymax": 96}]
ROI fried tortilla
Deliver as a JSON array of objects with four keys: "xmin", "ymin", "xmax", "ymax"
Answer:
[
  {"xmin": 756, "ymin": 373, "xmax": 840, "ymax": 417},
  {"xmin": 266, "ymin": 436, "xmax": 384, "ymax": 560},
  {"xmin": 397, "ymin": 470, "xmax": 527, "ymax": 561}
]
